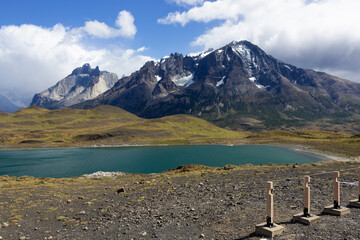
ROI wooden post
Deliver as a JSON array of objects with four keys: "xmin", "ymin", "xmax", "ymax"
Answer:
[
  {"xmin": 304, "ymin": 176, "xmax": 310, "ymax": 217},
  {"xmin": 293, "ymin": 175, "xmax": 321, "ymax": 224},
  {"xmin": 324, "ymin": 171, "xmax": 350, "ymax": 216},
  {"xmin": 333, "ymin": 171, "xmax": 340, "ymax": 209},
  {"xmin": 266, "ymin": 181, "xmax": 274, "ymax": 227},
  {"xmin": 256, "ymin": 181, "xmax": 285, "ymax": 237}
]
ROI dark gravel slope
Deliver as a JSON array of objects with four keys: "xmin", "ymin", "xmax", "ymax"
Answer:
[{"xmin": 1, "ymin": 161, "xmax": 360, "ymax": 239}]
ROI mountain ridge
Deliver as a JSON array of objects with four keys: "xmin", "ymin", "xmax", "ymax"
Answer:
[{"xmin": 72, "ymin": 40, "xmax": 360, "ymax": 131}]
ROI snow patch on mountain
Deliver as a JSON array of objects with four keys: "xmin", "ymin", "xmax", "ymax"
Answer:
[
  {"xmin": 155, "ymin": 75, "xmax": 162, "ymax": 81},
  {"xmin": 249, "ymin": 76, "xmax": 268, "ymax": 89},
  {"xmin": 284, "ymin": 65, "xmax": 292, "ymax": 71},
  {"xmin": 188, "ymin": 48, "xmax": 215, "ymax": 60},
  {"xmin": 255, "ymin": 84, "xmax": 267, "ymax": 89},
  {"xmin": 232, "ymin": 43, "xmax": 258, "ymax": 75},
  {"xmin": 216, "ymin": 76, "xmax": 225, "ymax": 87},
  {"xmin": 171, "ymin": 74, "xmax": 194, "ymax": 87},
  {"xmin": 184, "ymin": 75, "xmax": 195, "ymax": 87}
]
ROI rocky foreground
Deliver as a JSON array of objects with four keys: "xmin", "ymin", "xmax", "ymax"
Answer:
[{"xmin": 1, "ymin": 161, "xmax": 360, "ymax": 239}]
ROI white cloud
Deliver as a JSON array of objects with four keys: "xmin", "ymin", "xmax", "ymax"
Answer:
[
  {"xmin": 84, "ymin": 10, "xmax": 137, "ymax": 39},
  {"xmin": 159, "ymin": 0, "xmax": 360, "ymax": 82},
  {"xmin": 84, "ymin": 20, "xmax": 117, "ymax": 38},
  {"xmin": 167, "ymin": 0, "xmax": 204, "ymax": 6},
  {"xmin": 136, "ymin": 46, "xmax": 147, "ymax": 52},
  {"xmin": 0, "ymin": 23, "xmax": 152, "ymax": 106},
  {"xmin": 115, "ymin": 10, "xmax": 137, "ymax": 38},
  {"xmin": 159, "ymin": 0, "xmax": 239, "ymax": 25}
]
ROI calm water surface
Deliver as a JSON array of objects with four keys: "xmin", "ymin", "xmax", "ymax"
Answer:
[{"xmin": 0, "ymin": 145, "xmax": 326, "ymax": 178}]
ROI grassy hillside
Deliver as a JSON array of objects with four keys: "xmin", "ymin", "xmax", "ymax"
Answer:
[
  {"xmin": 0, "ymin": 105, "xmax": 246, "ymax": 147},
  {"xmin": 0, "ymin": 105, "xmax": 358, "ymax": 157}
]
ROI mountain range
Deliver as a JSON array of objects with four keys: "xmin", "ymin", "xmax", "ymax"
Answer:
[{"xmin": 31, "ymin": 41, "xmax": 360, "ymax": 131}]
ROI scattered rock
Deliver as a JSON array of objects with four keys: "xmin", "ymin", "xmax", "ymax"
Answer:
[
  {"xmin": 2, "ymin": 222, "xmax": 9, "ymax": 228},
  {"xmin": 293, "ymin": 164, "xmax": 300, "ymax": 168},
  {"xmin": 139, "ymin": 180, "xmax": 150, "ymax": 184},
  {"xmin": 83, "ymin": 171, "xmax": 125, "ymax": 178},
  {"xmin": 78, "ymin": 196, "xmax": 85, "ymax": 199},
  {"xmin": 66, "ymin": 199, "xmax": 72, "ymax": 204},
  {"xmin": 117, "ymin": 187, "xmax": 126, "ymax": 193}
]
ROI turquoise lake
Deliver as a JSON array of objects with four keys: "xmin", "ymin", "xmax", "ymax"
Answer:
[{"xmin": 0, "ymin": 145, "xmax": 326, "ymax": 178}]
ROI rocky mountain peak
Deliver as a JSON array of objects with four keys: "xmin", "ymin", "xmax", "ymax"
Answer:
[
  {"xmin": 71, "ymin": 63, "xmax": 93, "ymax": 76},
  {"xmin": 90, "ymin": 66, "xmax": 101, "ymax": 77},
  {"xmin": 31, "ymin": 64, "xmax": 118, "ymax": 109}
]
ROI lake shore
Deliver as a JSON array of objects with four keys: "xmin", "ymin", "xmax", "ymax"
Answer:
[{"xmin": 282, "ymin": 144, "xmax": 360, "ymax": 162}]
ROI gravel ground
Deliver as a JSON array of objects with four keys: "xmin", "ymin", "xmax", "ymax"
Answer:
[{"xmin": 1, "ymin": 161, "xmax": 360, "ymax": 240}]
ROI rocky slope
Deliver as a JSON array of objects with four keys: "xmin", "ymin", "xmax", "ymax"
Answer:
[
  {"xmin": 31, "ymin": 64, "xmax": 118, "ymax": 109},
  {"xmin": 74, "ymin": 41, "xmax": 360, "ymax": 131},
  {"xmin": 1, "ymin": 161, "xmax": 360, "ymax": 239}
]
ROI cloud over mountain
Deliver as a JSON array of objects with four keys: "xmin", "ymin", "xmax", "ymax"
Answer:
[
  {"xmin": 0, "ymin": 11, "xmax": 151, "ymax": 106},
  {"xmin": 159, "ymin": 0, "xmax": 360, "ymax": 82}
]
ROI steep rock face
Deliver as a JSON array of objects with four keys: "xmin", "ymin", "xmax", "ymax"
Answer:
[
  {"xmin": 31, "ymin": 64, "xmax": 118, "ymax": 109},
  {"xmin": 74, "ymin": 41, "xmax": 360, "ymax": 130}
]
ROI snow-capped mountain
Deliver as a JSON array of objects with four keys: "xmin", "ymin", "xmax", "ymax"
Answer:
[
  {"xmin": 74, "ymin": 41, "xmax": 360, "ymax": 130},
  {"xmin": 31, "ymin": 64, "xmax": 118, "ymax": 109}
]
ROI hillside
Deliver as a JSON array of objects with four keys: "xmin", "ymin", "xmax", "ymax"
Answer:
[
  {"xmin": 0, "ymin": 105, "xmax": 245, "ymax": 147},
  {"xmin": 73, "ymin": 41, "xmax": 360, "ymax": 132},
  {"xmin": 0, "ymin": 105, "xmax": 359, "ymax": 156}
]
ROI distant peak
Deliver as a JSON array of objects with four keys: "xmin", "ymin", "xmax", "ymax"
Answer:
[
  {"xmin": 90, "ymin": 66, "xmax": 100, "ymax": 77},
  {"xmin": 71, "ymin": 63, "xmax": 93, "ymax": 76},
  {"xmin": 228, "ymin": 40, "xmax": 254, "ymax": 47}
]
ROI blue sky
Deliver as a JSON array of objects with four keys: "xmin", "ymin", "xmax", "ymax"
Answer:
[
  {"xmin": 0, "ymin": 0, "xmax": 208, "ymax": 58},
  {"xmin": 0, "ymin": 0, "xmax": 360, "ymax": 106}
]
